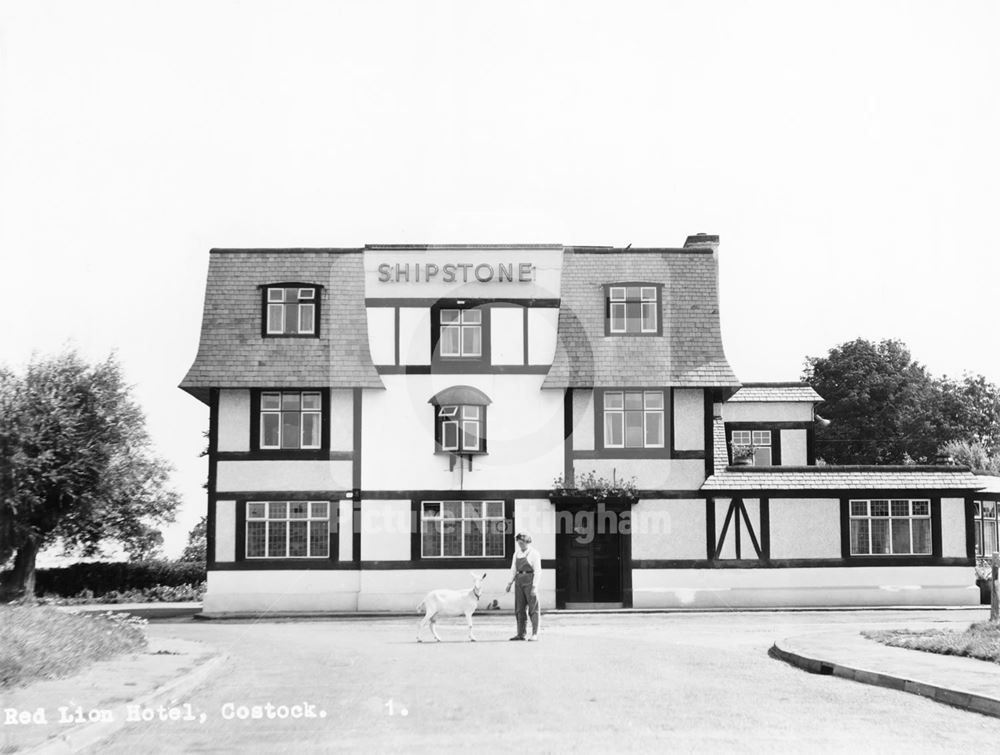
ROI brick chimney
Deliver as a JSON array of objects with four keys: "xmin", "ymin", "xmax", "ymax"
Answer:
[{"xmin": 683, "ymin": 233, "xmax": 720, "ymax": 252}]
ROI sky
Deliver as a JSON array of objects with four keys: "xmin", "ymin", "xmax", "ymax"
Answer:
[{"xmin": 1, "ymin": 1, "xmax": 998, "ymax": 559}]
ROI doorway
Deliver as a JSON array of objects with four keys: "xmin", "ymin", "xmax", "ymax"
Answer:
[{"xmin": 555, "ymin": 500, "xmax": 632, "ymax": 608}]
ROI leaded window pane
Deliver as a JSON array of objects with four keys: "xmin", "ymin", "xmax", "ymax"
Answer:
[
  {"xmin": 463, "ymin": 520, "xmax": 484, "ymax": 557},
  {"xmin": 247, "ymin": 521, "xmax": 266, "ymax": 557},
  {"xmin": 268, "ymin": 521, "xmax": 287, "ymax": 558},
  {"xmin": 422, "ymin": 519, "xmax": 441, "ymax": 557},
  {"xmin": 891, "ymin": 518, "xmax": 911, "ymax": 554},
  {"xmin": 870, "ymin": 519, "xmax": 890, "ymax": 554},
  {"xmin": 891, "ymin": 500, "xmax": 909, "ymax": 517},
  {"xmin": 850, "ymin": 500, "xmax": 867, "ymax": 517},
  {"xmin": 269, "ymin": 502, "xmax": 287, "ymax": 519},
  {"xmin": 850, "ymin": 519, "xmax": 870, "ymax": 555},
  {"xmin": 485, "ymin": 501, "xmax": 503, "ymax": 518},
  {"xmin": 464, "ymin": 501, "xmax": 482, "ymax": 518},
  {"xmin": 310, "ymin": 521, "xmax": 329, "ymax": 557},
  {"xmin": 248, "ymin": 502, "xmax": 267, "ymax": 519},
  {"xmin": 442, "ymin": 501, "xmax": 461, "ymax": 518},
  {"xmin": 289, "ymin": 521, "xmax": 308, "ymax": 557},
  {"xmin": 310, "ymin": 502, "xmax": 328, "ymax": 519},
  {"xmin": 442, "ymin": 521, "xmax": 461, "ymax": 556},
  {"xmin": 870, "ymin": 500, "xmax": 889, "ymax": 517},
  {"xmin": 912, "ymin": 519, "xmax": 931, "ymax": 554},
  {"xmin": 289, "ymin": 502, "xmax": 308, "ymax": 519},
  {"xmin": 485, "ymin": 520, "xmax": 505, "ymax": 556}
]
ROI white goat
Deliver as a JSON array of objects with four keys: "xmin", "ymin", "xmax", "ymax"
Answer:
[{"xmin": 416, "ymin": 572, "xmax": 486, "ymax": 642}]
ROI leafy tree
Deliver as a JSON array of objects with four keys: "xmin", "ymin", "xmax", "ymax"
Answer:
[
  {"xmin": 938, "ymin": 439, "xmax": 1000, "ymax": 475},
  {"xmin": 803, "ymin": 338, "xmax": 1000, "ymax": 465},
  {"xmin": 0, "ymin": 351, "xmax": 179, "ymax": 600},
  {"xmin": 178, "ymin": 516, "xmax": 207, "ymax": 563}
]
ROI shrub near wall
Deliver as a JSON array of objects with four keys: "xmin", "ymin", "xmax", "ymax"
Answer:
[{"xmin": 34, "ymin": 560, "xmax": 207, "ymax": 598}]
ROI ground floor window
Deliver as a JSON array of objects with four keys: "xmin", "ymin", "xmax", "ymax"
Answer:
[
  {"xmin": 849, "ymin": 499, "xmax": 931, "ymax": 556},
  {"xmin": 246, "ymin": 501, "xmax": 330, "ymax": 558},
  {"xmin": 974, "ymin": 500, "xmax": 998, "ymax": 556},
  {"xmin": 421, "ymin": 500, "xmax": 505, "ymax": 558}
]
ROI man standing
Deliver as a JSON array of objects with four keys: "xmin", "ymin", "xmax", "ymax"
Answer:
[{"xmin": 506, "ymin": 532, "xmax": 541, "ymax": 641}]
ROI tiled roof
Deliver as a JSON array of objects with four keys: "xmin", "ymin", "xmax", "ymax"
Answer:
[
  {"xmin": 701, "ymin": 466, "xmax": 984, "ymax": 491},
  {"xmin": 713, "ymin": 415, "xmax": 730, "ymax": 471},
  {"xmin": 542, "ymin": 249, "xmax": 741, "ymax": 388},
  {"xmin": 973, "ymin": 474, "xmax": 1000, "ymax": 495},
  {"xmin": 180, "ymin": 250, "xmax": 383, "ymax": 401},
  {"xmin": 728, "ymin": 383, "xmax": 823, "ymax": 403}
]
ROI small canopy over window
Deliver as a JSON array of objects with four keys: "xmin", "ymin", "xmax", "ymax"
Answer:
[{"xmin": 427, "ymin": 385, "xmax": 492, "ymax": 407}]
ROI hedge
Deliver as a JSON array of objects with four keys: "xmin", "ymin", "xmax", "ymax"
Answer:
[{"xmin": 33, "ymin": 560, "xmax": 207, "ymax": 598}]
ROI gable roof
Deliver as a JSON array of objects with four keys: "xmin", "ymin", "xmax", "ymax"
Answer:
[
  {"xmin": 541, "ymin": 248, "xmax": 741, "ymax": 389},
  {"xmin": 728, "ymin": 383, "xmax": 823, "ymax": 403},
  {"xmin": 180, "ymin": 250, "xmax": 383, "ymax": 402}
]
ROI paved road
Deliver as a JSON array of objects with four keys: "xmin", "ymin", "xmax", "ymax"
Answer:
[{"xmin": 95, "ymin": 609, "xmax": 1000, "ymax": 753}]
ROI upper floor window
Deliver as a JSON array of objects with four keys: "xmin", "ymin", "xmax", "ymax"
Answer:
[
  {"xmin": 263, "ymin": 285, "xmax": 320, "ymax": 337},
  {"xmin": 730, "ymin": 429, "xmax": 772, "ymax": 465},
  {"xmin": 259, "ymin": 391, "xmax": 322, "ymax": 449},
  {"xmin": 974, "ymin": 500, "xmax": 998, "ymax": 557},
  {"xmin": 603, "ymin": 390, "xmax": 665, "ymax": 448},
  {"xmin": 605, "ymin": 284, "xmax": 661, "ymax": 336},
  {"xmin": 849, "ymin": 499, "xmax": 931, "ymax": 556},
  {"xmin": 429, "ymin": 385, "xmax": 491, "ymax": 455},
  {"xmin": 246, "ymin": 501, "xmax": 330, "ymax": 559},
  {"xmin": 438, "ymin": 307, "xmax": 482, "ymax": 358},
  {"xmin": 437, "ymin": 405, "xmax": 485, "ymax": 453}
]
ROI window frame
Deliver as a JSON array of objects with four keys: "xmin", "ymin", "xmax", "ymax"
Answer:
[
  {"xmin": 243, "ymin": 500, "xmax": 333, "ymax": 560},
  {"xmin": 419, "ymin": 500, "xmax": 507, "ymax": 559},
  {"xmin": 430, "ymin": 301, "xmax": 491, "ymax": 367},
  {"xmin": 847, "ymin": 499, "xmax": 933, "ymax": 557},
  {"xmin": 595, "ymin": 388, "xmax": 670, "ymax": 457},
  {"xmin": 260, "ymin": 283, "xmax": 323, "ymax": 338},
  {"xmin": 726, "ymin": 424, "xmax": 782, "ymax": 466},
  {"xmin": 974, "ymin": 498, "xmax": 999, "ymax": 557},
  {"xmin": 603, "ymin": 283, "xmax": 663, "ymax": 337},
  {"xmin": 434, "ymin": 404, "xmax": 487, "ymax": 454},
  {"xmin": 250, "ymin": 389, "xmax": 330, "ymax": 457}
]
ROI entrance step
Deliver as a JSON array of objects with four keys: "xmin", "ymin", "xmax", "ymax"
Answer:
[{"xmin": 564, "ymin": 602, "xmax": 625, "ymax": 609}]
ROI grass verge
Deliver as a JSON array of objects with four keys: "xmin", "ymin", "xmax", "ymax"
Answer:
[
  {"xmin": 0, "ymin": 605, "xmax": 148, "ymax": 689},
  {"xmin": 863, "ymin": 622, "xmax": 1000, "ymax": 664}
]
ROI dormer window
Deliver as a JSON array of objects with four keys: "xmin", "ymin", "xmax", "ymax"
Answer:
[
  {"xmin": 605, "ymin": 284, "xmax": 661, "ymax": 335},
  {"xmin": 263, "ymin": 284, "xmax": 321, "ymax": 337}
]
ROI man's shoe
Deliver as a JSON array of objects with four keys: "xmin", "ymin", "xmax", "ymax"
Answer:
[
  {"xmin": 509, "ymin": 635, "xmax": 526, "ymax": 641},
  {"xmin": 527, "ymin": 634, "xmax": 539, "ymax": 641}
]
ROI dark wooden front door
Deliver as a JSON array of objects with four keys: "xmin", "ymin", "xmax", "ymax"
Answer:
[{"xmin": 556, "ymin": 502, "xmax": 630, "ymax": 607}]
